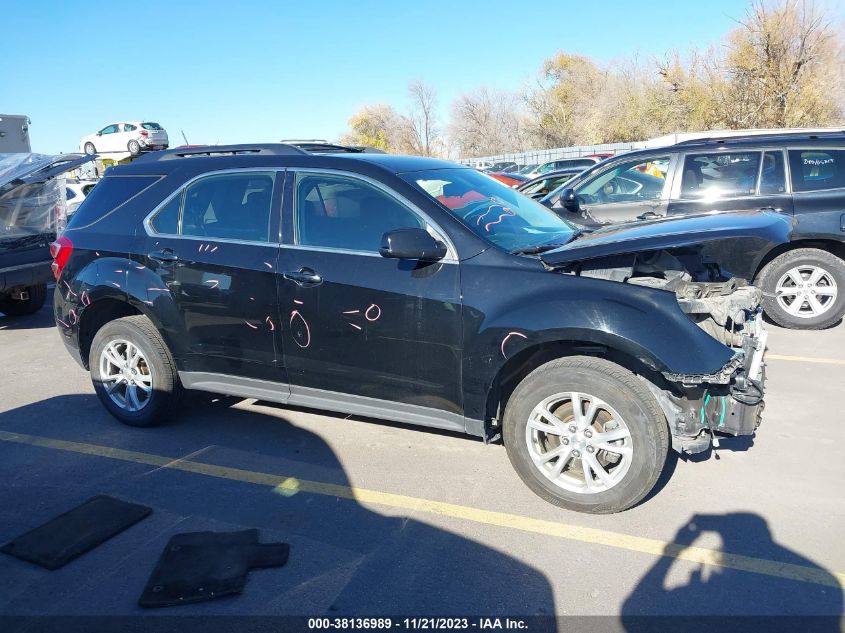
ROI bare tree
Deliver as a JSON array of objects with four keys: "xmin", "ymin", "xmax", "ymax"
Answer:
[
  {"xmin": 402, "ymin": 81, "xmax": 442, "ymax": 156},
  {"xmin": 449, "ymin": 87, "xmax": 528, "ymax": 156}
]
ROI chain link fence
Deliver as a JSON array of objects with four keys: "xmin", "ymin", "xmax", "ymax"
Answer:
[{"xmin": 459, "ymin": 141, "xmax": 650, "ymax": 168}]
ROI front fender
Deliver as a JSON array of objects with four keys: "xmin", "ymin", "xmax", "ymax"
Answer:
[{"xmin": 460, "ymin": 257, "xmax": 735, "ymax": 421}]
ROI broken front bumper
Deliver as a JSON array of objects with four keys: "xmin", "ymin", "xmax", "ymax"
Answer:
[{"xmin": 658, "ymin": 311, "xmax": 767, "ymax": 454}]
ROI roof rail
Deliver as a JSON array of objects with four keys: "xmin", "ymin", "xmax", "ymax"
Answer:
[
  {"xmin": 285, "ymin": 141, "xmax": 387, "ymax": 154},
  {"xmin": 673, "ymin": 130, "xmax": 845, "ymax": 146},
  {"xmin": 133, "ymin": 143, "xmax": 308, "ymax": 162}
]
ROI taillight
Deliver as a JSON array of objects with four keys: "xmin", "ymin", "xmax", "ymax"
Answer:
[
  {"xmin": 50, "ymin": 235, "xmax": 73, "ymax": 280},
  {"xmin": 139, "ymin": 130, "xmax": 149, "ymax": 137}
]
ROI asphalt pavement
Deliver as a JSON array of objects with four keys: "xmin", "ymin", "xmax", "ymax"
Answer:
[{"xmin": 0, "ymin": 297, "xmax": 843, "ymax": 624}]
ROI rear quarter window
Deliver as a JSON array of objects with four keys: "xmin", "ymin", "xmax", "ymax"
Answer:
[
  {"xmin": 789, "ymin": 149, "xmax": 845, "ymax": 192},
  {"xmin": 67, "ymin": 175, "xmax": 159, "ymax": 228}
]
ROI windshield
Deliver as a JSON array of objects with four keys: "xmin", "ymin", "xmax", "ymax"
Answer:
[{"xmin": 401, "ymin": 168, "xmax": 576, "ymax": 251}]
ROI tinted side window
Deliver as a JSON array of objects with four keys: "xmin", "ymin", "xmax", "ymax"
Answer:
[
  {"xmin": 680, "ymin": 152, "xmax": 760, "ymax": 199},
  {"xmin": 295, "ymin": 173, "xmax": 424, "ymax": 252},
  {"xmin": 67, "ymin": 176, "xmax": 159, "ymax": 228},
  {"xmin": 150, "ymin": 194, "xmax": 180, "ymax": 234},
  {"xmin": 760, "ymin": 151, "xmax": 786, "ymax": 194},
  {"xmin": 123, "ymin": 124, "xmax": 137, "ymax": 132},
  {"xmin": 182, "ymin": 172, "xmax": 275, "ymax": 242},
  {"xmin": 789, "ymin": 149, "xmax": 845, "ymax": 192}
]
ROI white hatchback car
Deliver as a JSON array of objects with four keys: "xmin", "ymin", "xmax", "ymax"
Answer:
[{"xmin": 79, "ymin": 121, "xmax": 169, "ymax": 156}]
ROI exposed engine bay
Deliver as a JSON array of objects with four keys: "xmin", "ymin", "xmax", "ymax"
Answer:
[{"xmin": 567, "ymin": 248, "xmax": 767, "ymax": 454}]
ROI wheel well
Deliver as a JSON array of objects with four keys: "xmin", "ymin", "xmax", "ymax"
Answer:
[
  {"xmin": 754, "ymin": 239, "xmax": 845, "ymax": 280},
  {"xmin": 78, "ymin": 298, "xmax": 140, "ymax": 368},
  {"xmin": 485, "ymin": 341, "xmax": 668, "ymax": 430}
]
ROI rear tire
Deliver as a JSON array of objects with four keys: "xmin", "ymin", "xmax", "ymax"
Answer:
[
  {"xmin": 757, "ymin": 248, "xmax": 845, "ymax": 330},
  {"xmin": 127, "ymin": 140, "xmax": 141, "ymax": 156},
  {"xmin": 503, "ymin": 356, "xmax": 668, "ymax": 514},
  {"xmin": 83, "ymin": 142, "xmax": 96, "ymax": 155},
  {"xmin": 89, "ymin": 315, "xmax": 182, "ymax": 427},
  {"xmin": 0, "ymin": 284, "xmax": 47, "ymax": 316}
]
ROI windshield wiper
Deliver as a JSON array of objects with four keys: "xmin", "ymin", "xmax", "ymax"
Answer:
[
  {"xmin": 510, "ymin": 230, "xmax": 590, "ymax": 255},
  {"xmin": 510, "ymin": 243, "xmax": 569, "ymax": 255}
]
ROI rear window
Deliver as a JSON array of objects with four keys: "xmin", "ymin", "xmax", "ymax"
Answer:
[
  {"xmin": 141, "ymin": 122, "xmax": 163, "ymax": 130},
  {"xmin": 67, "ymin": 176, "xmax": 159, "ymax": 228},
  {"xmin": 789, "ymin": 150, "xmax": 845, "ymax": 192}
]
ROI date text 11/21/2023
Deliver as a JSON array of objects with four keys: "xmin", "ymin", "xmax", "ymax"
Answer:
[{"xmin": 307, "ymin": 617, "xmax": 529, "ymax": 630}]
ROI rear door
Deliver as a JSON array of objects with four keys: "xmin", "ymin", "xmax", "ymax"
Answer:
[
  {"xmin": 787, "ymin": 147, "xmax": 845, "ymax": 230},
  {"xmin": 667, "ymin": 148, "xmax": 793, "ymax": 217},
  {"xmin": 276, "ymin": 169, "xmax": 465, "ymax": 428},
  {"xmin": 142, "ymin": 169, "xmax": 286, "ymax": 383}
]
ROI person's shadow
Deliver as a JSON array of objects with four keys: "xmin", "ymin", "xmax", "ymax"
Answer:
[
  {"xmin": 622, "ymin": 513, "xmax": 843, "ymax": 632},
  {"xmin": 0, "ymin": 393, "xmax": 556, "ymax": 622}
]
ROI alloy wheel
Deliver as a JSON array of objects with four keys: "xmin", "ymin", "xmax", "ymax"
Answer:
[
  {"xmin": 775, "ymin": 265, "xmax": 838, "ymax": 318},
  {"xmin": 98, "ymin": 339, "xmax": 153, "ymax": 412},
  {"xmin": 525, "ymin": 392, "xmax": 633, "ymax": 494}
]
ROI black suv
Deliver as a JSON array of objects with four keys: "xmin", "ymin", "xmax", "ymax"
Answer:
[
  {"xmin": 543, "ymin": 132, "xmax": 845, "ymax": 330},
  {"xmin": 54, "ymin": 144, "xmax": 781, "ymax": 513}
]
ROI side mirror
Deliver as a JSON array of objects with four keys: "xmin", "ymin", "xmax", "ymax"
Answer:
[
  {"xmin": 379, "ymin": 228, "xmax": 447, "ymax": 262},
  {"xmin": 560, "ymin": 188, "xmax": 579, "ymax": 211}
]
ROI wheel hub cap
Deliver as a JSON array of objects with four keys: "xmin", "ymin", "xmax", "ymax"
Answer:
[{"xmin": 775, "ymin": 265, "xmax": 838, "ymax": 318}]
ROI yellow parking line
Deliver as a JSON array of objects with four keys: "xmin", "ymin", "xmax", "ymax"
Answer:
[
  {"xmin": 767, "ymin": 354, "xmax": 845, "ymax": 366},
  {"xmin": 0, "ymin": 429, "xmax": 842, "ymax": 589}
]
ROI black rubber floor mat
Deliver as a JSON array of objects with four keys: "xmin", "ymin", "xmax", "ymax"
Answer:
[
  {"xmin": 0, "ymin": 495, "xmax": 152, "ymax": 570},
  {"xmin": 139, "ymin": 529, "xmax": 290, "ymax": 608}
]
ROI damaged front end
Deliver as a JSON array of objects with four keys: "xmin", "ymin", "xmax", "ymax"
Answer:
[{"xmin": 577, "ymin": 248, "xmax": 767, "ymax": 455}]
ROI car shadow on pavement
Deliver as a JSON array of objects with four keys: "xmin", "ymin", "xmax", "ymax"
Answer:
[
  {"xmin": 0, "ymin": 393, "xmax": 558, "ymax": 620},
  {"xmin": 621, "ymin": 512, "xmax": 843, "ymax": 631},
  {"xmin": 0, "ymin": 293, "xmax": 56, "ymax": 331}
]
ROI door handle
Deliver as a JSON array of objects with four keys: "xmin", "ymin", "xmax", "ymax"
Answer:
[
  {"xmin": 758, "ymin": 206, "xmax": 782, "ymax": 213},
  {"xmin": 148, "ymin": 249, "xmax": 178, "ymax": 263},
  {"xmin": 283, "ymin": 268, "xmax": 322, "ymax": 286}
]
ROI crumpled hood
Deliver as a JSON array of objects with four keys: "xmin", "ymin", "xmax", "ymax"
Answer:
[
  {"xmin": 0, "ymin": 153, "xmax": 94, "ymax": 196},
  {"xmin": 541, "ymin": 211, "xmax": 793, "ymax": 267}
]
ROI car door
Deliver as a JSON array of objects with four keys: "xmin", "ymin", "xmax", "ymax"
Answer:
[
  {"xmin": 141, "ymin": 169, "xmax": 286, "ymax": 383},
  {"xmin": 276, "ymin": 169, "xmax": 465, "ymax": 429},
  {"xmin": 568, "ymin": 153, "xmax": 676, "ymax": 224},
  {"xmin": 98, "ymin": 124, "xmax": 120, "ymax": 152},
  {"xmin": 786, "ymin": 147, "xmax": 845, "ymax": 231},
  {"xmin": 666, "ymin": 149, "xmax": 793, "ymax": 217},
  {"xmin": 120, "ymin": 123, "xmax": 137, "ymax": 150}
]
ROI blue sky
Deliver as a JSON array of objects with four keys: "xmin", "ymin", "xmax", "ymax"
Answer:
[{"xmin": 2, "ymin": 0, "xmax": 839, "ymax": 154}]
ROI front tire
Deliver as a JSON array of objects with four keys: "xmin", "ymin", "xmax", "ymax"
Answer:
[
  {"xmin": 757, "ymin": 248, "xmax": 845, "ymax": 330},
  {"xmin": 0, "ymin": 284, "xmax": 47, "ymax": 316},
  {"xmin": 127, "ymin": 139, "xmax": 141, "ymax": 156},
  {"xmin": 83, "ymin": 142, "xmax": 96, "ymax": 155},
  {"xmin": 503, "ymin": 356, "xmax": 668, "ymax": 514},
  {"xmin": 90, "ymin": 315, "xmax": 182, "ymax": 427}
]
